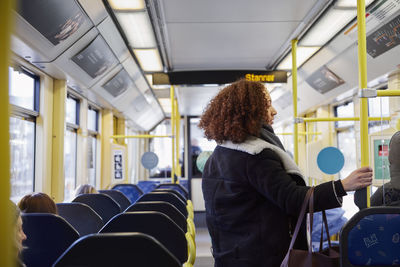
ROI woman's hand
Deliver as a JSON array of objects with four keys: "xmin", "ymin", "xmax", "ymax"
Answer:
[{"xmin": 341, "ymin": 167, "xmax": 373, "ymax": 191}]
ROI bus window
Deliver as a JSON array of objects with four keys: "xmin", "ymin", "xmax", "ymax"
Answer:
[
  {"xmin": 87, "ymin": 107, "xmax": 99, "ymax": 187},
  {"xmin": 64, "ymin": 95, "xmax": 80, "ymax": 201},
  {"xmin": 368, "ymin": 97, "xmax": 390, "ymax": 134},
  {"xmin": 9, "ymin": 67, "xmax": 39, "ymax": 203}
]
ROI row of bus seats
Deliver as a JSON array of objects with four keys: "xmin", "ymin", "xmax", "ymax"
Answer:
[
  {"xmin": 339, "ymin": 206, "xmax": 400, "ymax": 267},
  {"xmin": 21, "ymin": 183, "xmax": 195, "ymax": 267}
]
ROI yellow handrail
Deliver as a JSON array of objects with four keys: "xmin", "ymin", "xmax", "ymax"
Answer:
[
  {"xmin": 377, "ymin": 90, "xmax": 400, "ymax": 97},
  {"xmin": 292, "ymin": 39, "xmax": 299, "ymax": 165},
  {"xmin": 0, "ymin": 1, "xmax": 13, "ymax": 266},
  {"xmin": 276, "ymin": 132, "xmax": 322, "ymax": 136},
  {"xmin": 110, "ymin": 135, "xmax": 173, "ymax": 139},
  {"xmin": 301, "ymin": 117, "xmax": 391, "ymax": 122},
  {"xmin": 357, "ymin": 0, "xmax": 370, "ymax": 208},
  {"xmin": 170, "ymin": 85, "xmax": 175, "ymax": 182}
]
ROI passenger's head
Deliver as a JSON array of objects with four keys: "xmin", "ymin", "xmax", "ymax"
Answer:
[
  {"xmin": 75, "ymin": 184, "xmax": 98, "ymax": 196},
  {"xmin": 199, "ymin": 79, "xmax": 276, "ymax": 144},
  {"xmin": 11, "ymin": 201, "xmax": 27, "ymax": 255},
  {"xmin": 18, "ymin": 192, "xmax": 58, "ymax": 214},
  {"xmin": 389, "ymin": 131, "xmax": 400, "ymax": 189}
]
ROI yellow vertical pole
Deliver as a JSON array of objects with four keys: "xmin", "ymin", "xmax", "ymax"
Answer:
[
  {"xmin": 170, "ymin": 85, "xmax": 175, "ymax": 182},
  {"xmin": 175, "ymin": 99, "xmax": 181, "ymax": 179},
  {"xmin": 356, "ymin": 0, "xmax": 370, "ymax": 208},
  {"xmin": 51, "ymin": 80, "xmax": 67, "ymax": 202},
  {"xmin": 101, "ymin": 110, "xmax": 114, "ymax": 189},
  {"xmin": 116, "ymin": 117, "xmax": 128, "ymax": 183},
  {"xmin": 0, "ymin": 1, "xmax": 13, "ymax": 266},
  {"xmin": 292, "ymin": 39, "xmax": 299, "ymax": 165}
]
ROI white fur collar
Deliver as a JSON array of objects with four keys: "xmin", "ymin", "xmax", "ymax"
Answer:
[{"xmin": 220, "ymin": 136, "xmax": 306, "ymax": 183}]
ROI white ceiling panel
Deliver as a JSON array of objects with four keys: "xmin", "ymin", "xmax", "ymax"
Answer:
[
  {"xmin": 176, "ymin": 86, "xmax": 221, "ymax": 116},
  {"xmin": 168, "ymin": 22, "xmax": 299, "ymax": 70},
  {"xmin": 162, "ymin": 0, "xmax": 320, "ymax": 23}
]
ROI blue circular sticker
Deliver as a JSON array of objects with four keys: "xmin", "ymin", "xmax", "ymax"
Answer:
[
  {"xmin": 317, "ymin": 147, "xmax": 345, "ymax": 175},
  {"xmin": 141, "ymin": 152, "xmax": 159, "ymax": 170}
]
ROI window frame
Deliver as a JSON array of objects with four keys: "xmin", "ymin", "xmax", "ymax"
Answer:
[
  {"xmin": 87, "ymin": 105, "xmax": 99, "ymax": 135},
  {"xmin": 9, "ymin": 66, "xmax": 40, "ymax": 198},
  {"xmin": 333, "ymin": 100, "xmax": 355, "ymax": 131},
  {"xmin": 64, "ymin": 91, "xmax": 81, "ymax": 201},
  {"xmin": 66, "ymin": 93, "xmax": 80, "ymax": 129},
  {"xmin": 87, "ymin": 104, "xmax": 100, "ymax": 187}
]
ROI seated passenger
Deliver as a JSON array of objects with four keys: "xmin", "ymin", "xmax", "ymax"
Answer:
[
  {"xmin": 74, "ymin": 184, "xmax": 98, "ymax": 197},
  {"xmin": 371, "ymin": 131, "xmax": 400, "ymax": 206},
  {"xmin": 11, "ymin": 201, "xmax": 27, "ymax": 267},
  {"xmin": 18, "ymin": 192, "xmax": 57, "ymax": 214}
]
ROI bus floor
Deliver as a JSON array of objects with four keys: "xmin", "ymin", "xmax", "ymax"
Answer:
[{"xmin": 195, "ymin": 227, "xmax": 214, "ymax": 267}]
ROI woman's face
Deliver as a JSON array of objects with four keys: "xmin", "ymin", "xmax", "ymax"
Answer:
[
  {"xmin": 16, "ymin": 216, "xmax": 27, "ymax": 253},
  {"xmin": 265, "ymin": 91, "xmax": 277, "ymax": 125}
]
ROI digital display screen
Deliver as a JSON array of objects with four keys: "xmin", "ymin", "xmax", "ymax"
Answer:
[
  {"xmin": 16, "ymin": 0, "xmax": 87, "ymax": 46},
  {"xmin": 102, "ymin": 69, "xmax": 133, "ymax": 98},
  {"xmin": 72, "ymin": 36, "xmax": 118, "ymax": 79}
]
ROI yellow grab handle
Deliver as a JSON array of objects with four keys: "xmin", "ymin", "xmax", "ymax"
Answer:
[
  {"xmin": 187, "ymin": 218, "xmax": 196, "ymax": 240},
  {"xmin": 185, "ymin": 232, "xmax": 196, "ymax": 265}
]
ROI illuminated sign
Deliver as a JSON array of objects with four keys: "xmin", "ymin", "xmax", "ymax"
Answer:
[
  {"xmin": 245, "ymin": 74, "xmax": 275, "ymax": 82},
  {"xmin": 153, "ymin": 70, "xmax": 287, "ymax": 85}
]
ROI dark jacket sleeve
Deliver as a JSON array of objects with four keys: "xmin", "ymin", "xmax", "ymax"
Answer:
[
  {"xmin": 370, "ymin": 186, "xmax": 383, "ymax": 206},
  {"xmin": 246, "ymin": 148, "xmax": 347, "ymax": 217}
]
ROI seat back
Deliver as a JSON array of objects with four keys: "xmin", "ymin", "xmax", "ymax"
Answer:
[
  {"xmin": 99, "ymin": 211, "xmax": 187, "ymax": 264},
  {"xmin": 53, "ymin": 233, "xmax": 181, "ymax": 267},
  {"xmin": 340, "ymin": 206, "xmax": 400, "ymax": 266},
  {"xmin": 125, "ymin": 201, "xmax": 187, "ymax": 232},
  {"xmin": 153, "ymin": 188, "xmax": 187, "ymax": 202},
  {"xmin": 21, "ymin": 213, "xmax": 79, "ymax": 267},
  {"xmin": 111, "ymin": 183, "xmax": 143, "ymax": 203},
  {"xmin": 99, "ymin": 189, "xmax": 131, "ymax": 211},
  {"xmin": 56, "ymin": 203, "xmax": 103, "ymax": 236},
  {"xmin": 156, "ymin": 183, "xmax": 189, "ymax": 199},
  {"xmin": 137, "ymin": 180, "xmax": 160, "ymax": 193},
  {"xmin": 72, "ymin": 193, "xmax": 121, "ymax": 223},
  {"xmin": 138, "ymin": 192, "xmax": 188, "ymax": 217}
]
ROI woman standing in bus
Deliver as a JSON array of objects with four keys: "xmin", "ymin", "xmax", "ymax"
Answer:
[{"xmin": 199, "ymin": 79, "xmax": 373, "ymax": 267}]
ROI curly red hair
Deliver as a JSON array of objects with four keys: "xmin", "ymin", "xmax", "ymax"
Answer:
[{"xmin": 199, "ymin": 79, "xmax": 270, "ymax": 144}]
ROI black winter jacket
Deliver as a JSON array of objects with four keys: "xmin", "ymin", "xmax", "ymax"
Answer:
[{"xmin": 202, "ymin": 132, "xmax": 347, "ymax": 267}]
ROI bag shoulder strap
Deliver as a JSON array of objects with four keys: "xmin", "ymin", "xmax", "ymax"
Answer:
[{"xmin": 280, "ymin": 187, "xmax": 314, "ymax": 267}]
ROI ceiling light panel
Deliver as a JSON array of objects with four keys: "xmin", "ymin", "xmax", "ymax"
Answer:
[
  {"xmin": 277, "ymin": 46, "xmax": 320, "ymax": 70},
  {"xmin": 336, "ymin": 0, "xmax": 374, "ymax": 8},
  {"xmin": 109, "ymin": 0, "xmax": 145, "ymax": 10},
  {"xmin": 300, "ymin": 8, "xmax": 356, "ymax": 46},
  {"xmin": 158, "ymin": 98, "xmax": 172, "ymax": 113},
  {"xmin": 134, "ymin": 49, "xmax": 163, "ymax": 72},
  {"xmin": 116, "ymin": 12, "xmax": 156, "ymax": 48}
]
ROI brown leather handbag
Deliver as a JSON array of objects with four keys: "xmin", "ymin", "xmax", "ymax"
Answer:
[{"xmin": 280, "ymin": 187, "xmax": 340, "ymax": 267}]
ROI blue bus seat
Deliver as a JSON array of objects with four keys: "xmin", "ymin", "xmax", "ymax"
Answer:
[
  {"xmin": 179, "ymin": 179, "xmax": 189, "ymax": 192},
  {"xmin": 99, "ymin": 211, "xmax": 187, "ymax": 264},
  {"xmin": 137, "ymin": 180, "xmax": 160, "ymax": 193},
  {"xmin": 125, "ymin": 201, "xmax": 187, "ymax": 232},
  {"xmin": 153, "ymin": 188, "xmax": 187, "ymax": 202},
  {"xmin": 111, "ymin": 183, "xmax": 143, "ymax": 203},
  {"xmin": 99, "ymin": 189, "xmax": 131, "ymax": 211},
  {"xmin": 137, "ymin": 192, "xmax": 188, "ymax": 217},
  {"xmin": 56, "ymin": 203, "xmax": 103, "ymax": 236},
  {"xmin": 72, "ymin": 193, "xmax": 121, "ymax": 223},
  {"xmin": 156, "ymin": 183, "xmax": 189, "ymax": 199},
  {"xmin": 21, "ymin": 213, "xmax": 79, "ymax": 267},
  {"xmin": 52, "ymin": 233, "xmax": 181, "ymax": 267},
  {"xmin": 340, "ymin": 206, "xmax": 400, "ymax": 266}
]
